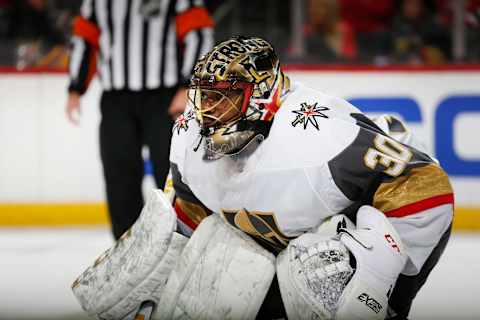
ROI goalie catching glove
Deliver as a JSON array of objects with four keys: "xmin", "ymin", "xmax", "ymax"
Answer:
[{"xmin": 277, "ymin": 206, "xmax": 407, "ymax": 320}]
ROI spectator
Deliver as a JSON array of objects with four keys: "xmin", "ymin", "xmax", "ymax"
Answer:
[
  {"xmin": 65, "ymin": 0, "xmax": 214, "ymax": 239},
  {"xmin": 3, "ymin": 0, "xmax": 69, "ymax": 69},
  {"xmin": 6, "ymin": 0, "xmax": 63, "ymax": 45},
  {"xmin": 436, "ymin": 0, "xmax": 480, "ymax": 62},
  {"xmin": 0, "ymin": 0, "xmax": 11, "ymax": 38},
  {"xmin": 391, "ymin": 0, "xmax": 451, "ymax": 64},
  {"xmin": 339, "ymin": 0, "xmax": 394, "ymax": 64},
  {"xmin": 464, "ymin": 0, "xmax": 480, "ymax": 61},
  {"xmin": 304, "ymin": 0, "xmax": 356, "ymax": 63}
]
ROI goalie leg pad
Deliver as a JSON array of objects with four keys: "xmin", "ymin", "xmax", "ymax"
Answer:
[
  {"xmin": 72, "ymin": 189, "xmax": 187, "ymax": 320},
  {"xmin": 155, "ymin": 214, "xmax": 276, "ymax": 320}
]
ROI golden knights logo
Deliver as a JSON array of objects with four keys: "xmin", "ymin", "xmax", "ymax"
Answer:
[
  {"xmin": 173, "ymin": 110, "xmax": 195, "ymax": 134},
  {"xmin": 291, "ymin": 102, "xmax": 329, "ymax": 130},
  {"xmin": 222, "ymin": 208, "xmax": 294, "ymax": 252}
]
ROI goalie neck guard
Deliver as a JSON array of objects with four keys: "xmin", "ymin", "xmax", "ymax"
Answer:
[{"xmin": 189, "ymin": 36, "xmax": 290, "ymax": 159}]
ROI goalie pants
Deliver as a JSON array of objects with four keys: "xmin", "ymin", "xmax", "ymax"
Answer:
[
  {"xmin": 387, "ymin": 223, "xmax": 452, "ymax": 319},
  {"xmin": 257, "ymin": 224, "xmax": 452, "ymax": 320},
  {"xmin": 99, "ymin": 88, "xmax": 176, "ymax": 239}
]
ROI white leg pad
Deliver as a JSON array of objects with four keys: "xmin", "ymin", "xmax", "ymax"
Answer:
[
  {"xmin": 155, "ymin": 214, "xmax": 276, "ymax": 320},
  {"xmin": 72, "ymin": 189, "xmax": 188, "ymax": 320}
]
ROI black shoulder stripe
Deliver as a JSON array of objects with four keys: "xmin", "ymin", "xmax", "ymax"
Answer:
[
  {"xmin": 350, "ymin": 113, "xmax": 386, "ymax": 134},
  {"xmin": 328, "ymin": 113, "xmax": 434, "ymax": 202},
  {"xmin": 170, "ymin": 162, "xmax": 203, "ymax": 205},
  {"xmin": 328, "ymin": 125, "xmax": 381, "ymax": 201}
]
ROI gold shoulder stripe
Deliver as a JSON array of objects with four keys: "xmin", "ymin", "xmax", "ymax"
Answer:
[{"xmin": 374, "ymin": 163, "xmax": 453, "ymax": 214}]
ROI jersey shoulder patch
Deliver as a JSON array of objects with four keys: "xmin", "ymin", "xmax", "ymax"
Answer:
[
  {"xmin": 255, "ymin": 85, "xmax": 360, "ymax": 170},
  {"xmin": 170, "ymin": 104, "xmax": 200, "ymax": 174},
  {"xmin": 277, "ymin": 84, "xmax": 360, "ymax": 131},
  {"xmin": 173, "ymin": 109, "xmax": 196, "ymax": 135}
]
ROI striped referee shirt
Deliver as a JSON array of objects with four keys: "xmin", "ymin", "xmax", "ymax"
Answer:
[{"xmin": 68, "ymin": 0, "xmax": 214, "ymax": 94}]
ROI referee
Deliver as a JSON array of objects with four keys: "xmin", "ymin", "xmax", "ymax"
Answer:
[{"xmin": 65, "ymin": 0, "xmax": 214, "ymax": 239}]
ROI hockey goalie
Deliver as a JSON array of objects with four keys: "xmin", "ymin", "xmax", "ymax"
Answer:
[{"xmin": 71, "ymin": 36, "xmax": 453, "ymax": 320}]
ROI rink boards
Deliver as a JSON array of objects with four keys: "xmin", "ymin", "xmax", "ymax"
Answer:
[{"xmin": 0, "ymin": 68, "xmax": 479, "ymax": 230}]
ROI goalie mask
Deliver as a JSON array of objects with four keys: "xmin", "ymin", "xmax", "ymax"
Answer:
[{"xmin": 189, "ymin": 36, "xmax": 290, "ymax": 158}]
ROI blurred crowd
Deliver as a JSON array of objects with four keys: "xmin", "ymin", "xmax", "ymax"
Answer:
[
  {"xmin": 300, "ymin": 0, "xmax": 480, "ymax": 64},
  {"xmin": 0, "ymin": 0, "xmax": 479, "ymax": 69},
  {"xmin": 0, "ymin": 0, "xmax": 76, "ymax": 69}
]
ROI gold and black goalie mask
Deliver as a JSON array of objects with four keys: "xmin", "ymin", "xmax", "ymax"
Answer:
[{"xmin": 189, "ymin": 36, "xmax": 289, "ymax": 158}]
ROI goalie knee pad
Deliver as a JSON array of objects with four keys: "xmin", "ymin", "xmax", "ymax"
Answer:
[
  {"xmin": 155, "ymin": 214, "xmax": 276, "ymax": 320},
  {"xmin": 72, "ymin": 189, "xmax": 187, "ymax": 320}
]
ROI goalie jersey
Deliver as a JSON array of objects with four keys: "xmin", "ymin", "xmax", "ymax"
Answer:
[{"xmin": 169, "ymin": 82, "xmax": 453, "ymax": 276}]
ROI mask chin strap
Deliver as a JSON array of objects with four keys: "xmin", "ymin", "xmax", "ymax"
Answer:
[{"xmin": 193, "ymin": 135, "xmax": 204, "ymax": 152}]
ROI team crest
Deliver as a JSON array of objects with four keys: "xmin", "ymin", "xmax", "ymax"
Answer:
[
  {"xmin": 291, "ymin": 102, "xmax": 329, "ymax": 130},
  {"xmin": 221, "ymin": 208, "xmax": 295, "ymax": 252},
  {"xmin": 173, "ymin": 110, "xmax": 195, "ymax": 134}
]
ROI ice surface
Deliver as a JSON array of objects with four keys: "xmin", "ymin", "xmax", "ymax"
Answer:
[
  {"xmin": 0, "ymin": 228, "xmax": 112, "ymax": 320},
  {"xmin": 0, "ymin": 228, "xmax": 478, "ymax": 319}
]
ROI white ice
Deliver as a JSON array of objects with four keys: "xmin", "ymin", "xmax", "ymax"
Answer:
[{"xmin": 0, "ymin": 228, "xmax": 479, "ymax": 319}]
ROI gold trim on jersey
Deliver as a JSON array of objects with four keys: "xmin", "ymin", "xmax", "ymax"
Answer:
[
  {"xmin": 221, "ymin": 209, "xmax": 294, "ymax": 252},
  {"xmin": 373, "ymin": 163, "xmax": 453, "ymax": 213},
  {"xmin": 175, "ymin": 198, "xmax": 210, "ymax": 226},
  {"xmin": 163, "ymin": 176, "xmax": 174, "ymax": 198}
]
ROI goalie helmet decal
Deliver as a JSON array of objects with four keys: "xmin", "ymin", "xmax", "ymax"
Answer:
[{"xmin": 189, "ymin": 36, "xmax": 290, "ymax": 159}]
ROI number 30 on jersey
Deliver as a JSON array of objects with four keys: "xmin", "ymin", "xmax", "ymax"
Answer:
[{"xmin": 364, "ymin": 135, "xmax": 413, "ymax": 177}]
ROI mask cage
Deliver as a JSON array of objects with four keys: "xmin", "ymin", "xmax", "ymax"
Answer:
[{"xmin": 189, "ymin": 81, "xmax": 254, "ymax": 135}]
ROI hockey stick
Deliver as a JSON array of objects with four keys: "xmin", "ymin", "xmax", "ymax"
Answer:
[{"xmin": 134, "ymin": 300, "xmax": 156, "ymax": 320}]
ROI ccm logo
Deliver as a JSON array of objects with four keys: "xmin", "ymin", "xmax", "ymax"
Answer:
[
  {"xmin": 357, "ymin": 293, "xmax": 383, "ymax": 314},
  {"xmin": 385, "ymin": 234, "xmax": 400, "ymax": 253}
]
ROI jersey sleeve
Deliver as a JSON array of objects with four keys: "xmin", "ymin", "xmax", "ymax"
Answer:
[
  {"xmin": 328, "ymin": 113, "xmax": 454, "ymax": 275},
  {"xmin": 68, "ymin": 0, "xmax": 100, "ymax": 95},
  {"xmin": 169, "ymin": 162, "xmax": 212, "ymax": 237},
  {"xmin": 175, "ymin": 0, "xmax": 214, "ymax": 86}
]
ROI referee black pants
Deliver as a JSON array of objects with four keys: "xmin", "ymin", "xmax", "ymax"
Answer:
[{"xmin": 100, "ymin": 87, "xmax": 177, "ymax": 239}]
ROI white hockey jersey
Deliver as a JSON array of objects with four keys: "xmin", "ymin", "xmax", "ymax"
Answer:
[{"xmin": 169, "ymin": 82, "xmax": 453, "ymax": 276}]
